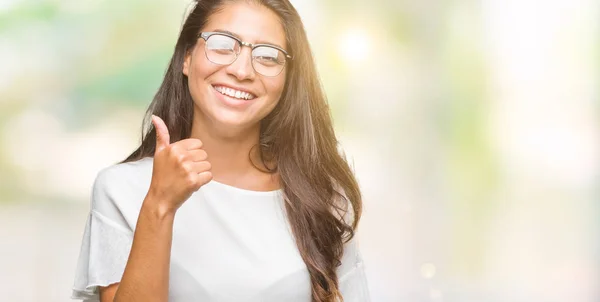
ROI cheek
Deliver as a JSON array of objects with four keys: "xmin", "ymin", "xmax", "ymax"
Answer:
[
  {"xmin": 265, "ymin": 77, "xmax": 286, "ymax": 103},
  {"xmin": 187, "ymin": 55, "xmax": 220, "ymax": 101},
  {"xmin": 191, "ymin": 57, "xmax": 213, "ymax": 79},
  {"xmin": 188, "ymin": 47, "xmax": 218, "ymax": 79}
]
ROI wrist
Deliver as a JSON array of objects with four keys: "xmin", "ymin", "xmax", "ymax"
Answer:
[{"xmin": 142, "ymin": 193, "xmax": 177, "ymax": 221}]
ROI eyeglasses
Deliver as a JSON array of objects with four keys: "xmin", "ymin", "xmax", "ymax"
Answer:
[{"xmin": 198, "ymin": 32, "xmax": 292, "ymax": 77}]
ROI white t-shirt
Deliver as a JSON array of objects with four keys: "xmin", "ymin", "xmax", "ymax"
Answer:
[{"xmin": 71, "ymin": 157, "xmax": 370, "ymax": 301}]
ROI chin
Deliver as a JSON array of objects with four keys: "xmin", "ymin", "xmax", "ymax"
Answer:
[{"xmin": 205, "ymin": 109, "xmax": 260, "ymax": 134}]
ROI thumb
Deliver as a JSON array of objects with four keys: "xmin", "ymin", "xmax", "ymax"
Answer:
[{"xmin": 152, "ymin": 114, "xmax": 170, "ymax": 152}]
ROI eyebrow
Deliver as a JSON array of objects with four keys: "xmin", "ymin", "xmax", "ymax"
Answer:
[{"xmin": 212, "ymin": 29, "xmax": 286, "ymax": 50}]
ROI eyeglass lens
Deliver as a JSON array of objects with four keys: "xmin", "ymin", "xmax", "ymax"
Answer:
[{"xmin": 204, "ymin": 34, "xmax": 286, "ymax": 77}]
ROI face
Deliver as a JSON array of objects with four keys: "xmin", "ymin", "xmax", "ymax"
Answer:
[{"xmin": 183, "ymin": 2, "xmax": 287, "ymax": 134}]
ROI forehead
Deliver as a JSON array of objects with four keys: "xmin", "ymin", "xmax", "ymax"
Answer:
[{"xmin": 204, "ymin": 2, "xmax": 286, "ymax": 49}]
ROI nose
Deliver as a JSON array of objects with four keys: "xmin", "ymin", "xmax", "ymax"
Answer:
[{"xmin": 226, "ymin": 47, "xmax": 255, "ymax": 81}]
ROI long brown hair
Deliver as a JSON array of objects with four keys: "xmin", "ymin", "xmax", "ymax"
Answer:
[{"xmin": 123, "ymin": 1, "xmax": 362, "ymax": 301}]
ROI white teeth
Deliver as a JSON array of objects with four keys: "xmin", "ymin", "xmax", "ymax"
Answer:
[{"xmin": 214, "ymin": 85, "xmax": 255, "ymax": 100}]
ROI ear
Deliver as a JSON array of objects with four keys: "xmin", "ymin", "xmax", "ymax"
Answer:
[{"xmin": 183, "ymin": 49, "xmax": 192, "ymax": 76}]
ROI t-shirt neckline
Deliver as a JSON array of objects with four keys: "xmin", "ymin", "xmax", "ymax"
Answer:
[{"xmin": 204, "ymin": 179, "xmax": 283, "ymax": 197}]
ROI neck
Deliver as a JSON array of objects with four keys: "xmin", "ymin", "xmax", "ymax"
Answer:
[{"xmin": 189, "ymin": 112, "xmax": 267, "ymax": 184}]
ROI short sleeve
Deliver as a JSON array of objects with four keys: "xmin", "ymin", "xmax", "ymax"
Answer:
[
  {"xmin": 331, "ymin": 180, "xmax": 370, "ymax": 300},
  {"xmin": 338, "ymin": 237, "xmax": 371, "ymax": 301},
  {"xmin": 71, "ymin": 169, "xmax": 135, "ymax": 301}
]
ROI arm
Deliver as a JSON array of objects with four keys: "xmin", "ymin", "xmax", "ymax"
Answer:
[
  {"xmin": 109, "ymin": 198, "xmax": 175, "ymax": 302},
  {"xmin": 99, "ymin": 283, "xmax": 118, "ymax": 302},
  {"xmin": 97, "ymin": 115, "xmax": 211, "ymax": 302}
]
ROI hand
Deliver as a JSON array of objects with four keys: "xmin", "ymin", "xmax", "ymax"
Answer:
[{"xmin": 146, "ymin": 115, "xmax": 212, "ymax": 214}]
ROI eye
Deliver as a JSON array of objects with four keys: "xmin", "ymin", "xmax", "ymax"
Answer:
[
  {"xmin": 206, "ymin": 34, "xmax": 239, "ymax": 54},
  {"xmin": 255, "ymin": 55, "xmax": 280, "ymax": 65},
  {"xmin": 253, "ymin": 46, "xmax": 285, "ymax": 66},
  {"xmin": 213, "ymin": 48, "xmax": 235, "ymax": 55}
]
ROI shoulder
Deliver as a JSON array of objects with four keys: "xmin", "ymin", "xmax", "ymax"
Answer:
[
  {"xmin": 338, "ymin": 235, "xmax": 365, "ymax": 279},
  {"xmin": 91, "ymin": 157, "xmax": 153, "ymax": 214},
  {"xmin": 331, "ymin": 182, "xmax": 357, "ymax": 227},
  {"xmin": 94, "ymin": 157, "xmax": 153, "ymax": 189}
]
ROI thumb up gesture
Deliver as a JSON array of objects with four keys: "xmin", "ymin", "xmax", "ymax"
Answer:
[{"xmin": 146, "ymin": 115, "xmax": 212, "ymax": 214}]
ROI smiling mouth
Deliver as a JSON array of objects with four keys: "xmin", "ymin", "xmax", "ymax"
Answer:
[{"xmin": 212, "ymin": 85, "xmax": 256, "ymax": 100}]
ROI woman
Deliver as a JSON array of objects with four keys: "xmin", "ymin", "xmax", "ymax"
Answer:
[{"xmin": 72, "ymin": 0, "xmax": 369, "ymax": 301}]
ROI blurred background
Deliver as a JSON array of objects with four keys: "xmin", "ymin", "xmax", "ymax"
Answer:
[{"xmin": 0, "ymin": 0, "xmax": 598, "ymax": 301}]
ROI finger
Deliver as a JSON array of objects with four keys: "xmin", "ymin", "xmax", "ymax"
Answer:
[
  {"xmin": 185, "ymin": 149, "xmax": 208, "ymax": 162},
  {"xmin": 188, "ymin": 161, "xmax": 211, "ymax": 174},
  {"xmin": 195, "ymin": 171, "xmax": 213, "ymax": 189},
  {"xmin": 176, "ymin": 138, "xmax": 203, "ymax": 150},
  {"xmin": 190, "ymin": 171, "xmax": 213, "ymax": 191},
  {"xmin": 152, "ymin": 115, "xmax": 170, "ymax": 153}
]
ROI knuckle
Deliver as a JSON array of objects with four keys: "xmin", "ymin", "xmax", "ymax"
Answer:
[
  {"xmin": 166, "ymin": 146, "xmax": 177, "ymax": 158},
  {"xmin": 163, "ymin": 145, "xmax": 172, "ymax": 155},
  {"xmin": 185, "ymin": 175, "xmax": 197, "ymax": 187},
  {"xmin": 200, "ymin": 171, "xmax": 213, "ymax": 184}
]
